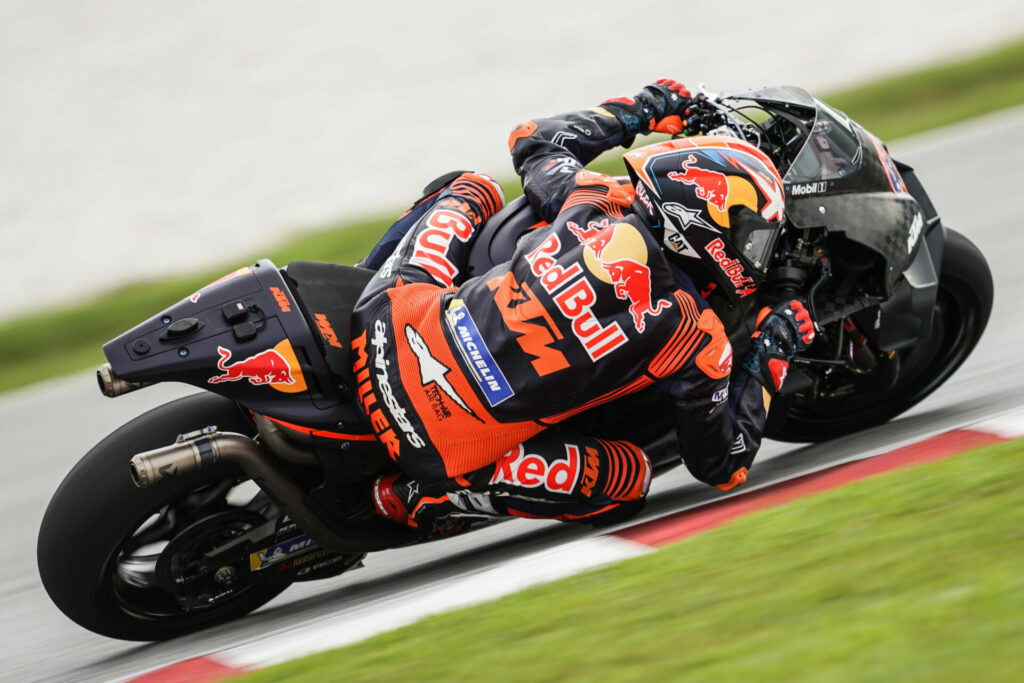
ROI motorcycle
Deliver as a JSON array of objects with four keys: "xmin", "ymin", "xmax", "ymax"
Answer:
[{"xmin": 38, "ymin": 86, "xmax": 993, "ymax": 640}]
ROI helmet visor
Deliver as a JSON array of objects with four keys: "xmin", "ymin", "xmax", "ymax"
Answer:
[{"xmin": 731, "ymin": 207, "xmax": 780, "ymax": 273}]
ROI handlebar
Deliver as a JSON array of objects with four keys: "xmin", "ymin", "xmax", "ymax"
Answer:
[
  {"xmin": 680, "ymin": 94, "xmax": 730, "ymax": 135},
  {"xmin": 674, "ymin": 91, "xmax": 783, "ymax": 170}
]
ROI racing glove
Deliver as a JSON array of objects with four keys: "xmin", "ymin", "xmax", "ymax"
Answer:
[
  {"xmin": 743, "ymin": 299, "xmax": 815, "ymax": 393},
  {"xmin": 600, "ymin": 79, "xmax": 692, "ymax": 138}
]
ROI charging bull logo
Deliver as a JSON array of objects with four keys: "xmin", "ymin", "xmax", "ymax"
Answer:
[
  {"xmin": 208, "ymin": 339, "xmax": 307, "ymax": 393},
  {"xmin": 568, "ymin": 221, "xmax": 671, "ymax": 333},
  {"xmin": 668, "ymin": 155, "xmax": 730, "ymax": 212},
  {"xmin": 666, "ymin": 150, "xmax": 783, "ymax": 228}
]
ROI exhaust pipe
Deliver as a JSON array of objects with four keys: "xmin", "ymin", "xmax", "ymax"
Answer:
[
  {"xmin": 98, "ymin": 363, "xmax": 153, "ymax": 398},
  {"xmin": 129, "ymin": 428, "xmax": 402, "ymax": 553},
  {"xmin": 128, "ymin": 428, "xmax": 221, "ymax": 488}
]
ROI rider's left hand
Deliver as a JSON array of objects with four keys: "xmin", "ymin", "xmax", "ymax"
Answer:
[
  {"xmin": 601, "ymin": 79, "xmax": 692, "ymax": 136},
  {"xmin": 639, "ymin": 79, "xmax": 692, "ymax": 134},
  {"xmin": 743, "ymin": 299, "xmax": 816, "ymax": 393}
]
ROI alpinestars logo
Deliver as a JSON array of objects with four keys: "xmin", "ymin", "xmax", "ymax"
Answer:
[
  {"xmin": 551, "ymin": 132, "xmax": 579, "ymax": 149},
  {"xmin": 371, "ymin": 320, "xmax": 425, "ymax": 449},
  {"xmin": 405, "ymin": 324, "xmax": 481, "ymax": 422}
]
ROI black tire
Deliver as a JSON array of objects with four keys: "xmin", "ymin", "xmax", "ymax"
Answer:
[
  {"xmin": 37, "ymin": 392, "xmax": 292, "ymax": 640},
  {"xmin": 770, "ymin": 228, "xmax": 993, "ymax": 442}
]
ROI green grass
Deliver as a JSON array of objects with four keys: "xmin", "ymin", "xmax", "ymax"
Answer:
[
  {"xmin": 826, "ymin": 37, "xmax": 1024, "ymax": 141},
  {"xmin": 5, "ymin": 36, "xmax": 1024, "ymax": 394},
  {"xmin": 242, "ymin": 440, "xmax": 1024, "ymax": 682}
]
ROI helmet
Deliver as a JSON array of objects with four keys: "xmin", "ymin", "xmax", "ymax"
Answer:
[{"xmin": 623, "ymin": 137, "xmax": 785, "ymax": 303}]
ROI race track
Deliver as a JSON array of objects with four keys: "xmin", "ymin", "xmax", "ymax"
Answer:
[{"xmin": 3, "ymin": 109, "xmax": 1023, "ymax": 682}]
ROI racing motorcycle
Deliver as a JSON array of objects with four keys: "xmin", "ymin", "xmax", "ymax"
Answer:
[{"xmin": 38, "ymin": 86, "xmax": 993, "ymax": 640}]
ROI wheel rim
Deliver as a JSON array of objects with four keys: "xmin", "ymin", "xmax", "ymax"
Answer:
[{"xmin": 101, "ymin": 478, "xmax": 270, "ymax": 621}]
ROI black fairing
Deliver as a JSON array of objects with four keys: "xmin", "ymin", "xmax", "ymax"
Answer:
[
  {"xmin": 465, "ymin": 195, "xmax": 546, "ymax": 277},
  {"xmin": 787, "ymin": 192, "xmax": 924, "ymax": 294},
  {"xmin": 720, "ymin": 87, "xmax": 942, "ymax": 351},
  {"xmin": 103, "ymin": 259, "xmax": 370, "ymax": 430}
]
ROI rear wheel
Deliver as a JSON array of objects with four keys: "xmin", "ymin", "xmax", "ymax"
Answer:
[
  {"xmin": 37, "ymin": 393, "xmax": 292, "ymax": 640},
  {"xmin": 770, "ymin": 228, "xmax": 992, "ymax": 442}
]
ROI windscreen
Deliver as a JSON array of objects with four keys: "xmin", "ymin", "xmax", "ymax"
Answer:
[
  {"xmin": 783, "ymin": 103, "xmax": 864, "ymax": 183},
  {"xmin": 720, "ymin": 87, "xmax": 866, "ymax": 185}
]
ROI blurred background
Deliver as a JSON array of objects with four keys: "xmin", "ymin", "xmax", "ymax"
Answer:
[
  {"xmin": 3, "ymin": 0, "xmax": 1024, "ymax": 320},
  {"xmin": 5, "ymin": 5, "xmax": 1024, "ymax": 680}
]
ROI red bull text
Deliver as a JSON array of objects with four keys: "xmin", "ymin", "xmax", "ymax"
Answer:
[
  {"xmin": 704, "ymin": 238, "xmax": 756, "ymax": 297},
  {"xmin": 409, "ymin": 208, "xmax": 474, "ymax": 287},
  {"xmin": 523, "ymin": 233, "xmax": 628, "ymax": 360},
  {"xmin": 491, "ymin": 443, "xmax": 587, "ymax": 495}
]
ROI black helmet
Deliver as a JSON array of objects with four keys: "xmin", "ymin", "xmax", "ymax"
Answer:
[{"xmin": 623, "ymin": 136, "xmax": 785, "ymax": 303}]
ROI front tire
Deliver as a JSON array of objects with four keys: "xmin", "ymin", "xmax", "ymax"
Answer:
[
  {"xmin": 770, "ymin": 228, "xmax": 993, "ymax": 442},
  {"xmin": 37, "ymin": 392, "xmax": 291, "ymax": 640}
]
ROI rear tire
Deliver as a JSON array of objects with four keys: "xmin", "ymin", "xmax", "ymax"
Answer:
[
  {"xmin": 37, "ymin": 393, "xmax": 291, "ymax": 640},
  {"xmin": 770, "ymin": 228, "xmax": 993, "ymax": 442}
]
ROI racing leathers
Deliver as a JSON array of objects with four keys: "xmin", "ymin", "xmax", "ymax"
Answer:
[{"xmin": 351, "ymin": 86, "xmax": 782, "ymax": 530}]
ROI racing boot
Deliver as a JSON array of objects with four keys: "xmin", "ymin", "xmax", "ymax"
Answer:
[{"xmin": 371, "ymin": 473, "xmax": 473, "ymax": 537}]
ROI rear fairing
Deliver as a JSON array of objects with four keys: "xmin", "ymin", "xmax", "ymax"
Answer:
[{"xmin": 102, "ymin": 259, "xmax": 362, "ymax": 429}]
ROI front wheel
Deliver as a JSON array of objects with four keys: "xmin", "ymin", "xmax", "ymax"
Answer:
[
  {"xmin": 770, "ymin": 228, "xmax": 993, "ymax": 442},
  {"xmin": 37, "ymin": 393, "xmax": 291, "ymax": 640}
]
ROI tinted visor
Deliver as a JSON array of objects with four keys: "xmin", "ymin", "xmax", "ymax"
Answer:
[{"xmin": 731, "ymin": 207, "xmax": 781, "ymax": 273}]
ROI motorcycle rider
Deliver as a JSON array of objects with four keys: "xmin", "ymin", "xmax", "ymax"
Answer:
[{"xmin": 351, "ymin": 79, "xmax": 815, "ymax": 532}]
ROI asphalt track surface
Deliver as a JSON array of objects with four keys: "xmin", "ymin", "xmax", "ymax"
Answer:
[{"xmin": 3, "ymin": 109, "xmax": 1024, "ymax": 682}]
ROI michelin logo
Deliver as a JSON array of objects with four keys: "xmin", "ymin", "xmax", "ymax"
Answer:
[{"xmin": 444, "ymin": 299, "xmax": 514, "ymax": 406}]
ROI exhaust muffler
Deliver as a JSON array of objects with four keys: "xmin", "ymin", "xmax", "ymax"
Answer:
[
  {"xmin": 128, "ymin": 427, "xmax": 221, "ymax": 487},
  {"xmin": 98, "ymin": 363, "xmax": 153, "ymax": 398},
  {"xmin": 128, "ymin": 427, "xmax": 398, "ymax": 553}
]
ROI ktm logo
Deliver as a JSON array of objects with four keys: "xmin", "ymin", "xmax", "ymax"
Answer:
[
  {"xmin": 314, "ymin": 313, "xmax": 343, "ymax": 349},
  {"xmin": 487, "ymin": 271, "xmax": 569, "ymax": 377},
  {"xmin": 269, "ymin": 286, "xmax": 291, "ymax": 313}
]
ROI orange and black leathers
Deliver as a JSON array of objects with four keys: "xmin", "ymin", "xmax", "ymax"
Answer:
[
  {"xmin": 507, "ymin": 104, "xmax": 771, "ymax": 490},
  {"xmin": 351, "ymin": 172, "xmax": 653, "ymax": 522},
  {"xmin": 351, "ymin": 96, "xmax": 768, "ymax": 527}
]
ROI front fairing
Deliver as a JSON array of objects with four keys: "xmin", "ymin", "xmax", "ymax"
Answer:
[
  {"xmin": 720, "ymin": 87, "xmax": 925, "ymax": 293},
  {"xmin": 721, "ymin": 86, "xmax": 905, "ymax": 192}
]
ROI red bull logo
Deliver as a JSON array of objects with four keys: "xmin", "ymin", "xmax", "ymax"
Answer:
[
  {"xmin": 668, "ymin": 155, "xmax": 730, "ymax": 212},
  {"xmin": 568, "ymin": 221, "xmax": 671, "ymax": 333},
  {"xmin": 208, "ymin": 339, "xmax": 307, "ymax": 393},
  {"xmin": 601, "ymin": 258, "xmax": 671, "ymax": 333}
]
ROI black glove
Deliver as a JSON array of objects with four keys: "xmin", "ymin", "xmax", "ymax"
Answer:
[
  {"xmin": 601, "ymin": 79, "xmax": 692, "ymax": 137},
  {"xmin": 743, "ymin": 299, "xmax": 816, "ymax": 393}
]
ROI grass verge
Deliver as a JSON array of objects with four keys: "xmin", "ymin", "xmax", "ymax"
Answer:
[
  {"xmin": 5, "ymin": 37, "xmax": 1024, "ymax": 394},
  {"xmin": 242, "ymin": 440, "xmax": 1024, "ymax": 682}
]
